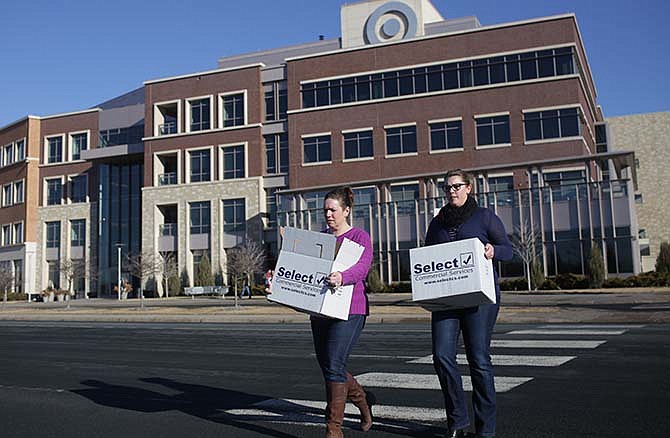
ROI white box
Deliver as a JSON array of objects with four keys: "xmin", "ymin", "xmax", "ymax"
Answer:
[
  {"xmin": 410, "ymin": 238, "xmax": 496, "ymax": 310},
  {"xmin": 268, "ymin": 227, "xmax": 365, "ymax": 320}
]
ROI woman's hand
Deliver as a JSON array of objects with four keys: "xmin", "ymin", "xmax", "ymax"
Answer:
[
  {"xmin": 327, "ymin": 271, "xmax": 343, "ymax": 288},
  {"xmin": 484, "ymin": 243, "xmax": 495, "ymax": 260}
]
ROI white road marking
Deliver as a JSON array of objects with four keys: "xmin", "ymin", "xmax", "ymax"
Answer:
[
  {"xmin": 491, "ymin": 340, "xmax": 606, "ymax": 349},
  {"xmin": 408, "ymin": 354, "xmax": 575, "ymax": 367},
  {"xmin": 355, "ymin": 372, "xmax": 532, "ymax": 392},
  {"xmin": 539, "ymin": 324, "xmax": 644, "ymax": 329},
  {"xmin": 506, "ymin": 329, "xmax": 626, "ymax": 335}
]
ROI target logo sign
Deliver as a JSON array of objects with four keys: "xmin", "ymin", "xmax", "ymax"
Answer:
[{"xmin": 364, "ymin": 2, "xmax": 419, "ymax": 44}]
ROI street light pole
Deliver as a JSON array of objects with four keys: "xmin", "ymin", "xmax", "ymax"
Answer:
[{"xmin": 116, "ymin": 244, "xmax": 123, "ymax": 301}]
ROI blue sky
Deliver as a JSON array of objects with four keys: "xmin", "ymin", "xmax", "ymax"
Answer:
[{"xmin": 1, "ymin": 0, "xmax": 668, "ymax": 127}]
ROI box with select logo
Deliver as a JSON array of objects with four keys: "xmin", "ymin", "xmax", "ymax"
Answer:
[
  {"xmin": 268, "ymin": 227, "xmax": 365, "ymax": 320},
  {"xmin": 410, "ymin": 237, "xmax": 495, "ymax": 310}
]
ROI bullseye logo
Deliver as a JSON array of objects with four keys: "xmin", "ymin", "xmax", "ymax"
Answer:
[{"xmin": 364, "ymin": 2, "xmax": 418, "ymax": 44}]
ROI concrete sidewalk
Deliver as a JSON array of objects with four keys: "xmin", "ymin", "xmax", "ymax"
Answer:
[{"xmin": 1, "ymin": 288, "xmax": 669, "ymax": 324}]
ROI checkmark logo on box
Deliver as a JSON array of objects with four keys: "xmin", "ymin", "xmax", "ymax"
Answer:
[{"xmin": 460, "ymin": 252, "xmax": 473, "ymax": 267}]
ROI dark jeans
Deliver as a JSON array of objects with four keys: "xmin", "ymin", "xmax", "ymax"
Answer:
[
  {"xmin": 311, "ymin": 314, "xmax": 366, "ymax": 383},
  {"xmin": 431, "ymin": 300, "xmax": 499, "ymax": 436}
]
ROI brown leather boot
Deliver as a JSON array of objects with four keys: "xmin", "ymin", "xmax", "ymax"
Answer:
[
  {"xmin": 346, "ymin": 373, "xmax": 375, "ymax": 432},
  {"xmin": 325, "ymin": 381, "xmax": 348, "ymax": 438}
]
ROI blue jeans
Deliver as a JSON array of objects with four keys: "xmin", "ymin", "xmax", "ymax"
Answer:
[
  {"xmin": 311, "ymin": 315, "xmax": 366, "ymax": 383},
  {"xmin": 431, "ymin": 300, "xmax": 499, "ymax": 436}
]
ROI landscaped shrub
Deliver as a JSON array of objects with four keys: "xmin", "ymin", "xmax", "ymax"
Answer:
[
  {"xmin": 499, "ymin": 278, "xmax": 529, "ymax": 291},
  {"xmin": 540, "ymin": 279, "xmax": 559, "ymax": 290},
  {"xmin": 553, "ymin": 273, "xmax": 590, "ymax": 290},
  {"xmin": 366, "ymin": 268, "xmax": 385, "ymax": 294}
]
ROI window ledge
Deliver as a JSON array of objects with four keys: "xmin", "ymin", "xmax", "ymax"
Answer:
[
  {"xmin": 343, "ymin": 156, "xmax": 375, "ymax": 163},
  {"xmin": 385, "ymin": 152, "xmax": 418, "ymax": 159},
  {"xmin": 475, "ymin": 143, "xmax": 511, "ymax": 150},
  {"xmin": 302, "ymin": 161, "xmax": 333, "ymax": 167},
  {"xmin": 524, "ymin": 136, "xmax": 583, "ymax": 146},
  {"xmin": 429, "ymin": 147, "xmax": 464, "ymax": 154}
]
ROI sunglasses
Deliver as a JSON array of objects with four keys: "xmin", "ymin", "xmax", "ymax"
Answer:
[{"xmin": 444, "ymin": 182, "xmax": 468, "ymax": 192}]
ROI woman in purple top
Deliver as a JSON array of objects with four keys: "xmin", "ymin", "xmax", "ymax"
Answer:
[{"xmin": 311, "ymin": 186, "xmax": 374, "ymax": 438}]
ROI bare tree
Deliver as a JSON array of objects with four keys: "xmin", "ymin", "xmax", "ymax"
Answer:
[
  {"xmin": 59, "ymin": 258, "xmax": 88, "ymax": 309},
  {"xmin": 157, "ymin": 252, "xmax": 179, "ymax": 298},
  {"xmin": 511, "ymin": 220, "xmax": 543, "ymax": 292},
  {"xmin": 0, "ymin": 262, "xmax": 14, "ymax": 311},
  {"xmin": 125, "ymin": 252, "xmax": 160, "ymax": 307},
  {"xmin": 227, "ymin": 239, "xmax": 266, "ymax": 306}
]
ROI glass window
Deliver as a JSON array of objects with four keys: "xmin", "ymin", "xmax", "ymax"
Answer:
[
  {"xmin": 264, "ymin": 82, "xmax": 287, "ymax": 121},
  {"xmin": 15, "ymin": 139, "xmax": 25, "ymax": 161},
  {"xmin": 13, "ymin": 223, "xmax": 23, "ymax": 244},
  {"xmin": 302, "ymin": 83, "xmax": 316, "ymax": 108},
  {"xmin": 267, "ymin": 133, "xmax": 289, "ymax": 174},
  {"xmin": 70, "ymin": 175, "xmax": 87, "ymax": 203},
  {"xmin": 189, "ymin": 201, "xmax": 210, "ymax": 234},
  {"xmin": 315, "ymin": 81, "xmax": 329, "ymax": 107},
  {"xmin": 264, "ymin": 85, "xmax": 275, "ymax": 121},
  {"xmin": 524, "ymin": 108, "xmax": 580, "ymax": 141},
  {"xmin": 458, "ymin": 61, "xmax": 473, "ymax": 88},
  {"xmin": 489, "ymin": 56, "xmax": 506, "ymax": 84},
  {"xmin": 14, "ymin": 181, "xmax": 24, "ymax": 204},
  {"xmin": 473, "ymin": 58, "xmax": 489, "ymax": 86},
  {"xmin": 398, "ymin": 69, "xmax": 414, "ymax": 95},
  {"xmin": 443, "ymin": 63, "xmax": 459, "ymax": 89},
  {"xmin": 505, "ymin": 54, "xmax": 520, "ymax": 82},
  {"xmin": 71, "ymin": 133, "xmax": 88, "ymax": 160},
  {"xmin": 222, "ymin": 93, "xmax": 245, "ymax": 127},
  {"xmin": 476, "ymin": 116, "xmax": 510, "ymax": 146},
  {"xmin": 555, "ymin": 47, "xmax": 574, "ymax": 75},
  {"xmin": 344, "ymin": 130, "xmax": 374, "ymax": 160},
  {"xmin": 71, "ymin": 219, "xmax": 86, "ymax": 247},
  {"xmin": 190, "ymin": 150, "xmax": 211, "ymax": 183},
  {"xmin": 2, "ymin": 185, "xmax": 12, "ymax": 207},
  {"xmin": 342, "ymin": 77, "xmax": 356, "ymax": 103},
  {"xmin": 303, "ymin": 135, "xmax": 331, "ymax": 164},
  {"xmin": 427, "ymin": 65, "xmax": 443, "ymax": 91},
  {"xmin": 223, "ymin": 198, "xmax": 246, "ymax": 233},
  {"xmin": 47, "ymin": 136, "xmax": 63, "ymax": 163},
  {"xmin": 46, "ymin": 178, "xmax": 62, "ymax": 205},
  {"xmin": 356, "ymin": 76, "xmax": 371, "ymax": 101},
  {"xmin": 223, "ymin": 145, "xmax": 245, "ymax": 179},
  {"xmin": 189, "ymin": 98, "xmax": 211, "ymax": 131},
  {"xmin": 4, "ymin": 144, "xmax": 13, "ymax": 165},
  {"xmin": 46, "ymin": 221, "xmax": 61, "ymax": 248},
  {"xmin": 430, "ymin": 120, "xmax": 463, "ymax": 151},
  {"xmin": 13, "ymin": 259, "xmax": 23, "ymax": 292},
  {"xmin": 383, "ymin": 71, "xmax": 399, "ymax": 97},
  {"xmin": 2, "ymin": 225, "xmax": 10, "ymax": 246},
  {"xmin": 266, "ymin": 188, "xmax": 278, "ymax": 228},
  {"xmin": 386, "ymin": 126, "xmax": 417, "ymax": 155},
  {"xmin": 537, "ymin": 49, "xmax": 555, "ymax": 78},
  {"xmin": 520, "ymin": 52, "xmax": 538, "ymax": 80}
]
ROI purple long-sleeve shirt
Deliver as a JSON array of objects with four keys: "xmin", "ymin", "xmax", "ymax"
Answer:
[{"xmin": 333, "ymin": 227, "xmax": 373, "ymax": 315}]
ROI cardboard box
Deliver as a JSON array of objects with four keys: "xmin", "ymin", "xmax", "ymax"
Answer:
[
  {"xmin": 410, "ymin": 238, "xmax": 496, "ymax": 310},
  {"xmin": 268, "ymin": 227, "xmax": 365, "ymax": 320}
]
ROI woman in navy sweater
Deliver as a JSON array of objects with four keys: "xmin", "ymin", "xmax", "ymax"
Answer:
[{"xmin": 424, "ymin": 169, "xmax": 513, "ymax": 438}]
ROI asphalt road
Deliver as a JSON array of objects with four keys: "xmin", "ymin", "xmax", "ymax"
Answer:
[{"xmin": 0, "ymin": 322, "xmax": 668, "ymax": 437}]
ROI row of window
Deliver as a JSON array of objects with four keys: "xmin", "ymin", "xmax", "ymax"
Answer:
[
  {"xmin": 153, "ymin": 92, "xmax": 246, "ymax": 137},
  {"xmin": 301, "ymin": 47, "xmax": 576, "ymax": 108},
  {"xmin": 299, "ymin": 107, "xmax": 581, "ymax": 163},
  {"xmin": 2, "ymin": 180, "xmax": 24, "ymax": 208},
  {"xmin": 1, "ymin": 222, "xmax": 23, "ymax": 246},
  {"xmin": 45, "ymin": 219, "xmax": 86, "ymax": 249},
  {"xmin": 44, "ymin": 131, "xmax": 89, "ymax": 164},
  {"xmin": 188, "ymin": 199, "xmax": 246, "ymax": 235},
  {"xmin": 1, "ymin": 138, "xmax": 26, "ymax": 167},
  {"xmin": 44, "ymin": 174, "xmax": 88, "ymax": 206},
  {"xmin": 155, "ymin": 145, "xmax": 246, "ymax": 186}
]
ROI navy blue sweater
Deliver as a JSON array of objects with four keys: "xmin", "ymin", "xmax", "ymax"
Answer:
[{"xmin": 424, "ymin": 206, "xmax": 513, "ymax": 296}]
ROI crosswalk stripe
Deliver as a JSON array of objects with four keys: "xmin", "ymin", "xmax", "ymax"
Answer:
[
  {"xmin": 491, "ymin": 339, "xmax": 605, "ymax": 349},
  {"xmin": 355, "ymin": 372, "xmax": 532, "ymax": 392},
  {"xmin": 228, "ymin": 398, "xmax": 448, "ymax": 422},
  {"xmin": 539, "ymin": 324, "xmax": 644, "ymax": 329},
  {"xmin": 506, "ymin": 329, "xmax": 626, "ymax": 335},
  {"xmin": 408, "ymin": 354, "xmax": 575, "ymax": 367}
]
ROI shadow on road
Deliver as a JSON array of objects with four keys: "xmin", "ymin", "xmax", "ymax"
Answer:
[{"xmin": 71, "ymin": 377, "xmax": 444, "ymax": 437}]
